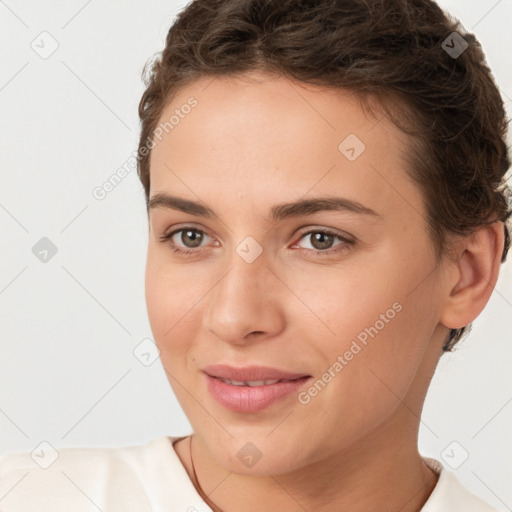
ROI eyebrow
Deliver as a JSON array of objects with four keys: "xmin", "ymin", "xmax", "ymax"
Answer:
[{"xmin": 148, "ymin": 193, "xmax": 382, "ymax": 222}]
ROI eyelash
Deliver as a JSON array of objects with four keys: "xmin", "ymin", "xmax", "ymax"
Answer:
[{"xmin": 158, "ymin": 226, "xmax": 354, "ymax": 257}]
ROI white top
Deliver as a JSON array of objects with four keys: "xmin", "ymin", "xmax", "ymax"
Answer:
[{"xmin": 0, "ymin": 435, "xmax": 499, "ymax": 512}]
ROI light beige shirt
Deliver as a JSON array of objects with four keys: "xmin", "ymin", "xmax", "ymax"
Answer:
[{"xmin": 0, "ymin": 435, "xmax": 500, "ymax": 511}]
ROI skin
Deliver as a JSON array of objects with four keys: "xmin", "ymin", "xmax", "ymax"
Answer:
[{"xmin": 144, "ymin": 70, "xmax": 504, "ymax": 512}]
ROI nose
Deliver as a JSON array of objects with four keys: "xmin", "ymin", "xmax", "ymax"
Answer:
[{"xmin": 202, "ymin": 243, "xmax": 286, "ymax": 346}]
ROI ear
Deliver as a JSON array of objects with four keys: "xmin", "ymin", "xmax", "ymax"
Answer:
[{"xmin": 439, "ymin": 221, "xmax": 505, "ymax": 330}]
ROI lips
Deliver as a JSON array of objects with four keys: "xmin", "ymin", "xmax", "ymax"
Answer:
[{"xmin": 203, "ymin": 364, "xmax": 312, "ymax": 413}]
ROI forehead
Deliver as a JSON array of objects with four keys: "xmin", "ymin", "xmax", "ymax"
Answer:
[{"xmin": 148, "ymin": 72, "xmax": 425, "ymax": 222}]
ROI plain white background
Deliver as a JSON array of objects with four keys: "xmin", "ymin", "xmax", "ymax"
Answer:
[{"xmin": 1, "ymin": 0, "xmax": 511, "ymax": 509}]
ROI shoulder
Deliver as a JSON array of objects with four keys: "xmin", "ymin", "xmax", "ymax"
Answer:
[
  {"xmin": 421, "ymin": 457, "xmax": 501, "ymax": 512},
  {"xmin": 0, "ymin": 435, "xmax": 192, "ymax": 512}
]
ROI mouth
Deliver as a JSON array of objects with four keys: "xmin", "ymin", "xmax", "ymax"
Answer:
[{"xmin": 202, "ymin": 364, "xmax": 312, "ymax": 413}]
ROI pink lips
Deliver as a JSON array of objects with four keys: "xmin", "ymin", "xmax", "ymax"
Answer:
[{"xmin": 203, "ymin": 364, "xmax": 311, "ymax": 413}]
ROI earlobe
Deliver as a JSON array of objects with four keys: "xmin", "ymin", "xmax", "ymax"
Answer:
[{"xmin": 439, "ymin": 221, "xmax": 504, "ymax": 330}]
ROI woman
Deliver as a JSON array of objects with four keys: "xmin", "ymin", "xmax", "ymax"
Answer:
[{"xmin": 1, "ymin": 0, "xmax": 510, "ymax": 510}]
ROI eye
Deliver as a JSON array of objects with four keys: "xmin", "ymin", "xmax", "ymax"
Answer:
[
  {"xmin": 159, "ymin": 226, "xmax": 214, "ymax": 255},
  {"xmin": 291, "ymin": 228, "xmax": 354, "ymax": 256}
]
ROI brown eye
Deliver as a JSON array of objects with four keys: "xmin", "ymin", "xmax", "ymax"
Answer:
[
  {"xmin": 179, "ymin": 229, "xmax": 204, "ymax": 248},
  {"xmin": 309, "ymin": 232, "xmax": 335, "ymax": 250},
  {"xmin": 158, "ymin": 226, "xmax": 212, "ymax": 254},
  {"xmin": 293, "ymin": 228, "xmax": 354, "ymax": 256}
]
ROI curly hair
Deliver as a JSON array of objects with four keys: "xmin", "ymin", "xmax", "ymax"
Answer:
[{"xmin": 137, "ymin": 0, "xmax": 512, "ymax": 352}]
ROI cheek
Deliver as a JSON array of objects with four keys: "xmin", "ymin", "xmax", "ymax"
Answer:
[
  {"xmin": 145, "ymin": 248, "xmax": 216, "ymax": 364},
  {"xmin": 145, "ymin": 251, "xmax": 191, "ymax": 346},
  {"xmin": 299, "ymin": 243, "xmax": 432, "ymax": 360},
  {"xmin": 282, "ymin": 251, "xmax": 404, "ymax": 347},
  {"xmin": 303, "ymin": 262, "xmax": 438, "ymax": 430}
]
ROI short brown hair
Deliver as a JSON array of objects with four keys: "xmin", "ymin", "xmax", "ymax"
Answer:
[{"xmin": 137, "ymin": 0, "xmax": 511, "ymax": 352}]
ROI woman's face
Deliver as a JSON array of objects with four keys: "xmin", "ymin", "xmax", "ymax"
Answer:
[{"xmin": 145, "ymin": 71, "xmax": 452, "ymax": 475}]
